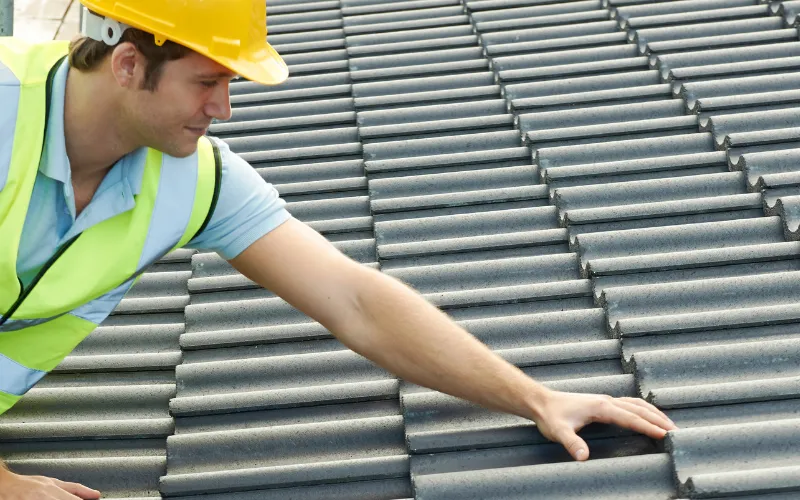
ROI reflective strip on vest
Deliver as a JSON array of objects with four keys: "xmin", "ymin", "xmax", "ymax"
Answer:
[
  {"xmin": 137, "ymin": 144, "xmax": 199, "ymax": 270},
  {"xmin": 0, "ymin": 352, "xmax": 46, "ymax": 396},
  {"xmin": 0, "ymin": 276, "xmax": 135, "ymax": 331},
  {"xmin": 0, "ymin": 59, "xmax": 20, "ymax": 192}
]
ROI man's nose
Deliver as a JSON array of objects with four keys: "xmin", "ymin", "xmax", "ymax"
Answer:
[{"xmin": 205, "ymin": 82, "xmax": 232, "ymax": 122}]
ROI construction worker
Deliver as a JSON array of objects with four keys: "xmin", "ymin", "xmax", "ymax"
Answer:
[{"xmin": 0, "ymin": 1, "xmax": 677, "ymax": 498}]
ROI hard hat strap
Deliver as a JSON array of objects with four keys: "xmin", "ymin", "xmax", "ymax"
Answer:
[{"xmin": 81, "ymin": 8, "xmax": 131, "ymax": 46}]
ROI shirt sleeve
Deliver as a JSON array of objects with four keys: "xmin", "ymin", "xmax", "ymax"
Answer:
[{"xmin": 186, "ymin": 136, "xmax": 292, "ymax": 260}]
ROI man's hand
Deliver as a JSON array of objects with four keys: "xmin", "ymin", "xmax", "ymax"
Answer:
[
  {"xmin": 533, "ymin": 391, "xmax": 679, "ymax": 461},
  {"xmin": 0, "ymin": 468, "xmax": 101, "ymax": 499}
]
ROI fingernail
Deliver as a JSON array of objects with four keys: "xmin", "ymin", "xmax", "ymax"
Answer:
[{"xmin": 576, "ymin": 449, "xmax": 587, "ymax": 460}]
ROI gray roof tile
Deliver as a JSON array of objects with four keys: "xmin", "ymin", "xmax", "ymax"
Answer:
[
  {"xmin": 464, "ymin": 0, "xmax": 573, "ymax": 12},
  {"xmin": 600, "ymin": 270, "xmax": 800, "ymax": 337},
  {"xmin": 168, "ymin": 480, "xmax": 412, "ymax": 500},
  {"xmin": 344, "ymin": 14, "xmax": 469, "ymax": 36},
  {"xmin": 574, "ymin": 213, "xmax": 780, "ymax": 258},
  {"xmin": 410, "ymin": 436, "xmax": 656, "ymax": 476},
  {"xmin": 701, "ymin": 107, "xmax": 800, "ymax": 146},
  {"xmin": 779, "ymin": 0, "xmax": 800, "ymax": 24},
  {"xmin": 622, "ymin": 5, "xmax": 771, "ymax": 31},
  {"xmin": 544, "ymin": 151, "xmax": 729, "ymax": 188},
  {"xmin": 613, "ymin": 0, "xmax": 758, "ymax": 21},
  {"xmin": 493, "ymin": 44, "xmax": 639, "ymax": 73},
  {"xmin": 352, "ymin": 34, "xmax": 480, "ymax": 58},
  {"xmin": 512, "ymin": 83, "xmax": 673, "ymax": 114},
  {"xmin": 691, "ymin": 89, "xmax": 800, "ymax": 115},
  {"xmin": 670, "ymin": 56, "xmax": 800, "ymax": 88},
  {"xmin": 631, "ymin": 16, "xmax": 786, "ymax": 51},
  {"xmin": 775, "ymin": 194, "xmax": 800, "ymax": 239},
  {"xmin": 475, "ymin": 9, "xmax": 610, "ymax": 33},
  {"xmin": 478, "ymin": 19, "xmax": 618, "ymax": 46},
  {"xmin": 679, "ymin": 71, "xmax": 800, "ymax": 110},
  {"xmin": 654, "ymin": 41, "xmax": 800, "ymax": 80},
  {"xmin": 666, "ymin": 418, "xmax": 800, "ymax": 497},
  {"xmin": 8, "ymin": 457, "xmax": 166, "ymax": 499},
  {"xmin": 622, "ymin": 322, "xmax": 800, "ymax": 366},
  {"xmin": 414, "ymin": 453, "xmax": 674, "ymax": 499},
  {"xmin": 269, "ymin": 19, "xmax": 344, "ymax": 37},
  {"xmin": 505, "ymin": 70, "xmax": 661, "ymax": 101},
  {"xmin": 470, "ymin": 0, "xmax": 601, "ymax": 23},
  {"xmin": 500, "ymin": 53, "xmax": 648, "ymax": 84},
  {"xmin": 343, "ymin": 5, "xmax": 465, "ymax": 27},
  {"xmin": 535, "ymin": 130, "xmax": 714, "ymax": 169},
  {"xmin": 269, "ymin": 1, "xmax": 341, "ymax": 16},
  {"xmin": 487, "ymin": 32, "xmax": 627, "ymax": 61},
  {"xmin": 525, "ymin": 116, "xmax": 697, "ymax": 151},
  {"xmin": 385, "ymin": 253, "xmax": 580, "ymax": 292},
  {"xmin": 162, "ymin": 416, "xmax": 408, "ymax": 495},
  {"xmin": 650, "ymin": 31, "xmax": 800, "ymax": 59},
  {"xmin": 555, "ymin": 171, "xmax": 748, "ymax": 213},
  {"xmin": 631, "ymin": 337, "xmax": 800, "ymax": 408},
  {"xmin": 268, "ymin": 28, "xmax": 346, "ymax": 49},
  {"xmin": 342, "ymin": 0, "xmax": 459, "ymax": 17},
  {"xmin": 269, "ymin": 8, "xmax": 343, "ymax": 28}
]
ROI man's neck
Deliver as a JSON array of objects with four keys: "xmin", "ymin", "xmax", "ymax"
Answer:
[{"xmin": 63, "ymin": 68, "xmax": 136, "ymax": 187}]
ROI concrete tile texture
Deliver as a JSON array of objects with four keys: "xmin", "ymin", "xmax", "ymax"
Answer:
[{"xmin": 3, "ymin": 0, "xmax": 800, "ymax": 498}]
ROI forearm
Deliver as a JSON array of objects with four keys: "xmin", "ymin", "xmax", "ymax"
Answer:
[{"xmin": 338, "ymin": 268, "xmax": 550, "ymax": 421}]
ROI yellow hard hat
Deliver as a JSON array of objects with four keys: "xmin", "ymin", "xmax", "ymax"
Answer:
[{"xmin": 79, "ymin": 0, "xmax": 289, "ymax": 86}]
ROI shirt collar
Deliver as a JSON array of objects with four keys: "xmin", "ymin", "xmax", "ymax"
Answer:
[{"xmin": 40, "ymin": 58, "xmax": 146, "ymax": 196}]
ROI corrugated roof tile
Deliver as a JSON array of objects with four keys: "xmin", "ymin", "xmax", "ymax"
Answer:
[
  {"xmin": 666, "ymin": 419, "xmax": 800, "ymax": 497},
  {"xmin": 414, "ymin": 453, "xmax": 675, "ymax": 499}
]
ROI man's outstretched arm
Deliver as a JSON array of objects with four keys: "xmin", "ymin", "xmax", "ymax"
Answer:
[{"xmin": 230, "ymin": 217, "xmax": 678, "ymax": 461}]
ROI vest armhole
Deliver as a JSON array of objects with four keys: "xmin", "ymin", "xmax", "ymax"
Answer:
[{"xmin": 190, "ymin": 142, "xmax": 222, "ymax": 242}]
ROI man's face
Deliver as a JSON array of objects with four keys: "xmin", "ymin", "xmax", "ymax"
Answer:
[{"xmin": 125, "ymin": 52, "xmax": 235, "ymax": 158}]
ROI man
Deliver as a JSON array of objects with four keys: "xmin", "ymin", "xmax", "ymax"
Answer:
[{"xmin": 0, "ymin": 0, "xmax": 677, "ymax": 497}]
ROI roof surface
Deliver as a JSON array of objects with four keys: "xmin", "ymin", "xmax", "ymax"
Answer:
[{"xmin": 2, "ymin": 0, "xmax": 800, "ymax": 498}]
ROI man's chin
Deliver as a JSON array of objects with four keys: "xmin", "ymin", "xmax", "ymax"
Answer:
[{"xmin": 159, "ymin": 140, "xmax": 199, "ymax": 158}]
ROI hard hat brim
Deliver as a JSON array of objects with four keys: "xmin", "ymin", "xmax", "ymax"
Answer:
[{"xmin": 188, "ymin": 39, "xmax": 290, "ymax": 86}]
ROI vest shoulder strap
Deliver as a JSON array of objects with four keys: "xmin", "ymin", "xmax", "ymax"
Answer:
[
  {"xmin": 0, "ymin": 39, "xmax": 69, "ymax": 87},
  {"xmin": 175, "ymin": 136, "xmax": 222, "ymax": 250}
]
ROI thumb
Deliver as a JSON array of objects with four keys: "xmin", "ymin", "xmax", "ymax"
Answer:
[{"xmin": 553, "ymin": 426, "xmax": 590, "ymax": 461}]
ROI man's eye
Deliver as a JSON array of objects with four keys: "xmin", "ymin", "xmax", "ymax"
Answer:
[{"xmin": 201, "ymin": 81, "xmax": 217, "ymax": 88}]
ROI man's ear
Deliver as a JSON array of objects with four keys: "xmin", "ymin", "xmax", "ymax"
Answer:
[{"xmin": 110, "ymin": 42, "xmax": 141, "ymax": 89}]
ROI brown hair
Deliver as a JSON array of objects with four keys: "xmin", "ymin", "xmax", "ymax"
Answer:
[{"xmin": 68, "ymin": 24, "xmax": 191, "ymax": 91}]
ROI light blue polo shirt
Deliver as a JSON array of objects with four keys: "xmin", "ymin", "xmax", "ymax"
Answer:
[{"xmin": 16, "ymin": 58, "xmax": 291, "ymax": 287}]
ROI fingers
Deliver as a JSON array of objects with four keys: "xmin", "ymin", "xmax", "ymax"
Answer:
[
  {"xmin": 53, "ymin": 490, "xmax": 82, "ymax": 500},
  {"xmin": 592, "ymin": 399, "xmax": 670, "ymax": 440},
  {"xmin": 615, "ymin": 399, "xmax": 677, "ymax": 432},
  {"xmin": 53, "ymin": 478, "xmax": 102, "ymax": 499},
  {"xmin": 619, "ymin": 397, "xmax": 678, "ymax": 430},
  {"xmin": 552, "ymin": 425, "xmax": 590, "ymax": 462}
]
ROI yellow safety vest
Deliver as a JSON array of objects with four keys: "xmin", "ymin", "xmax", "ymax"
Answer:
[{"xmin": 0, "ymin": 39, "xmax": 220, "ymax": 414}]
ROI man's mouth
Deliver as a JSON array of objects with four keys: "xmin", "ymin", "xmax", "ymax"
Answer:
[{"xmin": 186, "ymin": 126, "xmax": 208, "ymax": 136}]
